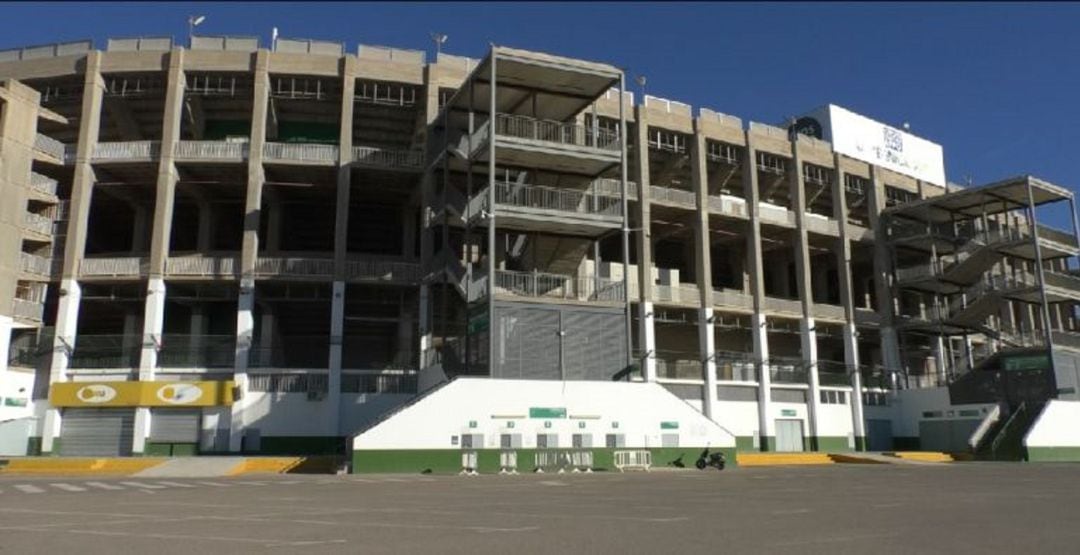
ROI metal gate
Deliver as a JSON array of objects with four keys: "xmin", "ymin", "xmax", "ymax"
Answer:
[
  {"xmin": 775, "ymin": 419, "xmax": 805, "ymax": 452},
  {"xmin": 60, "ymin": 408, "xmax": 135, "ymax": 456},
  {"xmin": 866, "ymin": 418, "xmax": 894, "ymax": 451},
  {"xmin": 150, "ymin": 409, "xmax": 201, "ymax": 444}
]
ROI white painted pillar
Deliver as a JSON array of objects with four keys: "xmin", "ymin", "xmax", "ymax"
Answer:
[
  {"xmin": 641, "ymin": 301, "xmax": 657, "ymax": 381},
  {"xmin": 133, "ymin": 277, "xmax": 166, "ymax": 454},
  {"xmin": 418, "ymin": 284, "xmax": 432, "ymax": 367},
  {"xmin": 230, "ymin": 279, "xmax": 255, "ymax": 452},
  {"xmin": 42, "ymin": 279, "xmax": 81, "ymax": 454},
  {"xmin": 802, "ymin": 318, "xmax": 823, "ymax": 448},
  {"xmin": 752, "ymin": 314, "xmax": 772, "ymax": 450},
  {"xmin": 699, "ymin": 307, "xmax": 717, "ymax": 420},
  {"xmin": 328, "ymin": 281, "xmax": 345, "ymax": 437},
  {"xmin": 842, "ymin": 322, "xmax": 866, "ymax": 449}
]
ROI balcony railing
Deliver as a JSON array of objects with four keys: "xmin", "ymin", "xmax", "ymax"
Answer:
[
  {"xmin": 493, "ymin": 113, "xmax": 621, "ymax": 151},
  {"xmin": 20, "ymin": 252, "xmax": 53, "ymax": 277},
  {"xmin": 23, "ymin": 212, "xmax": 54, "ymax": 236},
  {"xmin": 652, "ymin": 283, "xmax": 702, "ymax": 305},
  {"xmin": 714, "ymin": 351, "xmax": 757, "ymax": 382},
  {"xmin": 708, "ymin": 194, "xmax": 748, "ymax": 219},
  {"xmin": 12, "ymin": 298, "xmax": 44, "ymax": 322},
  {"xmin": 804, "ymin": 213, "xmax": 840, "ymax": 236},
  {"xmin": 254, "ymin": 256, "xmax": 334, "ymax": 278},
  {"xmin": 649, "ymin": 186, "xmax": 697, "ymax": 208},
  {"xmin": 34, "ymin": 133, "xmax": 66, "ymax": 160},
  {"xmin": 157, "ymin": 334, "xmax": 236, "ymax": 368},
  {"xmin": 174, "ymin": 140, "xmax": 248, "ymax": 161},
  {"xmin": 591, "ymin": 178, "xmax": 638, "ymax": 200},
  {"xmin": 93, "ymin": 141, "xmax": 160, "ymax": 161},
  {"xmin": 344, "ymin": 258, "xmax": 421, "ymax": 284},
  {"xmin": 493, "ymin": 269, "xmax": 625, "ymax": 303},
  {"xmin": 80, "ymin": 256, "xmax": 147, "ymax": 277},
  {"xmin": 351, "ymin": 146, "xmax": 423, "ymax": 169},
  {"xmin": 759, "ymin": 203, "xmax": 795, "ymax": 226},
  {"xmin": 654, "ymin": 351, "xmax": 703, "ymax": 381},
  {"xmin": 764, "ymin": 296, "xmax": 802, "ymax": 315},
  {"xmin": 811, "ymin": 302, "xmax": 846, "ymax": 321},
  {"xmin": 29, "ymin": 172, "xmax": 59, "ymax": 196},
  {"xmin": 262, "ymin": 142, "xmax": 339, "ymax": 164},
  {"xmin": 816, "ymin": 360, "xmax": 851, "ymax": 386},
  {"xmin": 713, "ymin": 288, "xmax": 754, "ymax": 310},
  {"xmin": 768, "ymin": 358, "xmax": 809, "ymax": 384},
  {"xmin": 68, "ymin": 334, "xmax": 141, "ymax": 369},
  {"xmin": 1036, "ymin": 224, "xmax": 1079, "ymax": 249},
  {"xmin": 166, "ymin": 255, "xmax": 239, "ymax": 277},
  {"xmin": 492, "ymin": 181, "xmax": 622, "ymax": 218}
]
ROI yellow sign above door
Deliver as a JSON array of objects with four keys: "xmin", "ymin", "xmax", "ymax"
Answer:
[{"xmin": 50, "ymin": 381, "xmax": 235, "ymax": 408}]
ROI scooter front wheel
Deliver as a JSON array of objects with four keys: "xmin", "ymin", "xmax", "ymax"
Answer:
[{"xmin": 695, "ymin": 459, "xmax": 707, "ymax": 470}]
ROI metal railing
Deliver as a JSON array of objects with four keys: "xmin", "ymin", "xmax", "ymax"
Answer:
[
  {"xmin": 254, "ymin": 257, "xmax": 334, "ymax": 278},
  {"xmin": 859, "ymin": 364, "xmax": 892, "ymax": 389},
  {"xmin": 494, "ymin": 113, "xmax": 620, "ymax": 151},
  {"xmin": 591, "ymin": 177, "xmax": 638, "ymax": 200},
  {"xmin": 157, "ymin": 334, "xmax": 236, "ymax": 368},
  {"xmin": 19, "ymin": 252, "xmax": 53, "ymax": 277},
  {"xmin": 492, "ymin": 269, "xmax": 625, "ymax": 303},
  {"xmin": 23, "ymin": 212, "xmax": 54, "ymax": 236},
  {"xmin": 93, "ymin": 141, "xmax": 160, "ymax": 161},
  {"xmin": 174, "ymin": 140, "xmax": 248, "ymax": 160},
  {"xmin": 80, "ymin": 256, "xmax": 147, "ymax": 277},
  {"xmin": 68, "ymin": 334, "xmax": 142, "ymax": 369},
  {"xmin": 34, "ymin": 133, "xmax": 66, "ymax": 159},
  {"xmin": 492, "ymin": 181, "xmax": 623, "ymax": 217},
  {"xmin": 351, "ymin": 146, "xmax": 424, "ymax": 169},
  {"xmin": 816, "ymin": 360, "xmax": 851, "ymax": 386},
  {"xmin": 29, "ymin": 172, "xmax": 59, "ymax": 196},
  {"xmin": 344, "ymin": 258, "xmax": 421, "ymax": 284},
  {"xmin": 11, "ymin": 298, "xmax": 44, "ymax": 322},
  {"xmin": 166, "ymin": 256, "xmax": 239, "ymax": 277},
  {"xmin": 649, "ymin": 186, "xmax": 697, "ymax": 208},
  {"xmin": 767, "ymin": 358, "xmax": 809, "ymax": 384},
  {"xmin": 262, "ymin": 142, "xmax": 339, "ymax": 164},
  {"xmin": 714, "ymin": 351, "xmax": 757, "ymax": 381}
]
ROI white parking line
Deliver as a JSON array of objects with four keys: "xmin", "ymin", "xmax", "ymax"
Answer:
[
  {"xmin": 50, "ymin": 483, "xmax": 87, "ymax": 492},
  {"xmin": 86, "ymin": 481, "xmax": 125, "ymax": 491},
  {"xmin": 119, "ymin": 481, "xmax": 165, "ymax": 490},
  {"xmin": 155, "ymin": 481, "xmax": 196, "ymax": 488},
  {"xmin": 14, "ymin": 484, "xmax": 45, "ymax": 494}
]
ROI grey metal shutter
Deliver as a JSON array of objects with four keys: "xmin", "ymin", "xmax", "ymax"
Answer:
[
  {"xmin": 562, "ymin": 309, "xmax": 626, "ymax": 381},
  {"xmin": 60, "ymin": 408, "xmax": 135, "ymax": 456},
  {"xmin": 150, "ymin": 409, "xmax": 201, "ymax": 443},
  {"xmin": 494, "ymin": 305, "xmax": 559, "ymax": 379},
  {"xmin": 770, "ymin": 388, "xmax": 808, "ymax": 403},
  {"xmin": 717, "ymin": 385, "xmax": 758, "ymax": 401}
]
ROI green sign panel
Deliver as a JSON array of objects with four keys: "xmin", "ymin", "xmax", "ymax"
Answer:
[
  {"xmin": 529, "ymin": 407, "xmax": 567, "ymax": 419},
  {"xmin": 2, "ymin": 397, "xmax": 27, "ymax": 407},
  {"xmin": 468, "ymin": 420, "xmax": 477, "ymax": 429},
  {"xmin": 1003, "ymin": 354, "xmax": 1050, "ymax": 371},
  {"xmin": 578, "ymin": 421, "xmax": 586, "ymax": 429},
  {"xmin": 660, "ymin": 421, "xmax": 679, "ymax": 430},
  {"xmin": 781, "ymin": 409, "xmax": 797, "ymax": 417}
]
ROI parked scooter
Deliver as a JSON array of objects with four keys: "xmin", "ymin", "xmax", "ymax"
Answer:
[{"xmin": 695, "ymin": 447, "xmax": 726, "ymax": 470}]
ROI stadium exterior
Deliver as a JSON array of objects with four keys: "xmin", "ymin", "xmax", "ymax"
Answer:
[{"xmin": 2, "ymin": 34, "xmax": 1080, "ymax": 465}]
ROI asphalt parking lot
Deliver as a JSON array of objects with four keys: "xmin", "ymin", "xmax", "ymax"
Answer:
[{"xmin": 1, "ymin": 463, "xmax": 1079, "ymax": 554}]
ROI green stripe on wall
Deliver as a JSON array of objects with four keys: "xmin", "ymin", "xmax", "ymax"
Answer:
[{"xmin": 1026, "ymin": 447, "xmax": 1080, "ymax": 462}]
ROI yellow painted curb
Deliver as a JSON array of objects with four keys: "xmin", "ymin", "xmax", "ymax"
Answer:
[
  {"xmin": 227, "ymin": 457, "xmax": 303, "ymax": 475},
  {"xmin": 885, "ymin": 451, "xmax": 956, "ymax": 463},
  {"xmin": 737, "ymin": 453, "xmax": 835, "ymax": 466},
  {"xmin": 828, "ymin": 453, "xmax": 887, "ymax": 464},
  {"xmin": 0, "ymin": 457, "xmax": 166, "ymax": 475}
]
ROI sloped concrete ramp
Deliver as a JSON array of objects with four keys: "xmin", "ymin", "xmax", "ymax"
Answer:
[{"xmin": 134, "ymin": 457, "xmax": 247, "ymax": 478}]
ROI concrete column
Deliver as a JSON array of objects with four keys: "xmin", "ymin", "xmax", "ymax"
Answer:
[
  {"xmin": 328, "ymin": 281, "xmax": 345, "ymax": 437},
  {"xmin": 790, "ymin": 140, "xmax": 823, "ymax": 450},
  {"xmin": 42, "ymin": 279, "xmax": 81, "ymax": 453},
  {"xmin": 418, "ymin": 284, "xmax": 431, "ymax": 367},
  {"xmin": 692, "ymin": 124, "xmax": 716, "ymax": 417},
  {"xmin": 231, "ymin": 49, "xmax": 271, "ymax": 452},
  {"xmin": 333, "ymin": 57, "xmax": 356, "ymax": 280},
  {"xmin": 868, "ymin": 165, "xmax": 901, "ymax": 384},
  {"xmin": 743, "ymin": 133, "xmax": 773, "ymax": 450},
  {"xmin": 634, "ymin": 107, "xmax": 656, "ymax": 381},
  {"xmin": 831, "ymin": 156, "xmax": 865, "ymax": 449},
  {"xmin": 133, "ymin": 278, "xmax": 166, "ymax": 454}
]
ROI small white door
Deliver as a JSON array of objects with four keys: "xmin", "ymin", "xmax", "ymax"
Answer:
[{"xmin": 775, "ymin": 419, "xmax": 805, "ymax": 452}]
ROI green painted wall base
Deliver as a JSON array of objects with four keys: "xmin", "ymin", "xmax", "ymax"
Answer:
[
  {"xmin": 853, "ymin": 436, "xmax": 867, "ymax": 451},
  {"xmin": 735, "ymin": 436, "xmax": 757, "ymax": 452},
  {"xmin": 1026, "ymin": 447, "xmax": 1080, "ymax": 462},
  {"xmin": 145, "ymin": 442, "xmax": 198, "ymax": 457},
  {"xmin": 813, "ymin": 436, "xmax": 853, "ymax": 452},
  {"xmin": 353, "ymin": 446, "xmax": 739, "ymax": 474},
  {"xmin": 26, "ymin": 437, "xmax": 42, "ymax": 456},
  {"xmin": 253, "ymin": 436, "xmax": 345, "ymax": 456},
  {"xmin": 759, "ymin": 436, "xmax": 776, "ymax": 452}
]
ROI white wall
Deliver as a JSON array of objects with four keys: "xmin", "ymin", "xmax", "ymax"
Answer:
[
  {"xmin": 890, "ymin": 387, "xmax": 994, "ymax": 438},
  {"xmin": 817, "ymin": 388, "xmax": 856, "ymax": 440},
  {"xmin": 0, "ymin": 370, "xmax": 35, "ymax": 421},
  {"xmin": 354, "ymin": 378, "xmax": 737, "ymax": 451},
  {"xmin": 1025, "ymin": 400, "xmax": 1080, "ymax": 448},
  {"xmin": 715, "ymin": 400, "xmax": 758, "ymax": 438}
]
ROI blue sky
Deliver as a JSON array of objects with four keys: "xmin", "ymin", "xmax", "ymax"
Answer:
[{"xmin": 3, "ymin": 2, "xmax": 1078, "ymax": 223}]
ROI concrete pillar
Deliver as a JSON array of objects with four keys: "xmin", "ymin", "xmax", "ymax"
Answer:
[
  {"xmin": 868, "ymin": 165, "xmax": 902, "ymax": 384},
  {"xmin": 418, "ymin": 284, "xmax": 431, "ymax": 367},
  {"xmin": 692, "ymin": 124, "xmax": 716, "ymax": 418},
  {"xmin": 744, "ymin": 133, "xmax": 773, "ymax": 450},
  {"xmin": 231, "ymin": 49, "xmax": 271, "ymax": 452},
  {"xmin": 42, "ymin": 279, "xmax": 81, "ymax": 453},
  {"xmin": 134, "ymin": 278, "xmax": 166, "ymax": 454},
  {"xmin": 328, "ymin": 281, "xmax": 345, "ymax": 437},
  {"xmin": 634, "ymin": 107, "xmax": 656, "ymax": 381},
  {"xmin": 791, "ymin": 140, "xmax": 823, "ymax": 450},
  {"xmin": 831, "ymin": 156, "xmax": 866, "ymax": 449}
]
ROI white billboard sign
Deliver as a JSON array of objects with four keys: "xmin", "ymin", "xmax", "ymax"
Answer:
[{"xmin": 793, "ymin": 105, "xmax": 946, "ymax": 186}]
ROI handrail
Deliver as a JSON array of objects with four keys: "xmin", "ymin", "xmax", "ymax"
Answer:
[
  {"xmin": 649, "ymin": 185, "xmax": 697, "ymax": 208},
  {"xmin": 166, "ymin": 255, "xmax": 239, "ymax": 277},
  {"xmin": 352, "ymin": 146, "xmax": 424, "ymax": 169},
  {"xmin": 490, "ymin": 180, "xmax": 623, "ymax": 217},
  {"xmin": 254, "ymin": 256, "xmax": 334, "ymax": 277},
  {"xmin": 990, "ymin": 402, "xmax": 1027, "ymax": 459},
  {"xmin": 968, "ymin": 403, "xmax": 1003, "ymax": 451},
  {"xmin": 174, "ymin": 140, "xmax": 248, "ymax": 160},
  {"xmin": 493, "ymin": 113, "xmax": 620, "ymax": 151},
  {"xmin": 492, "ymin": 269, "xmax": 625, "ymax": 303},
  {"xmin": 263, "ymin": 142, "xmax": 339, "ymax": 163},
  {"xmin": 93, "ymin": 141, "xmax": 160, "ymax": 160},
  {"xmin": 80, "ymin": 256, "xmax": 147, "ymax": 276}
]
